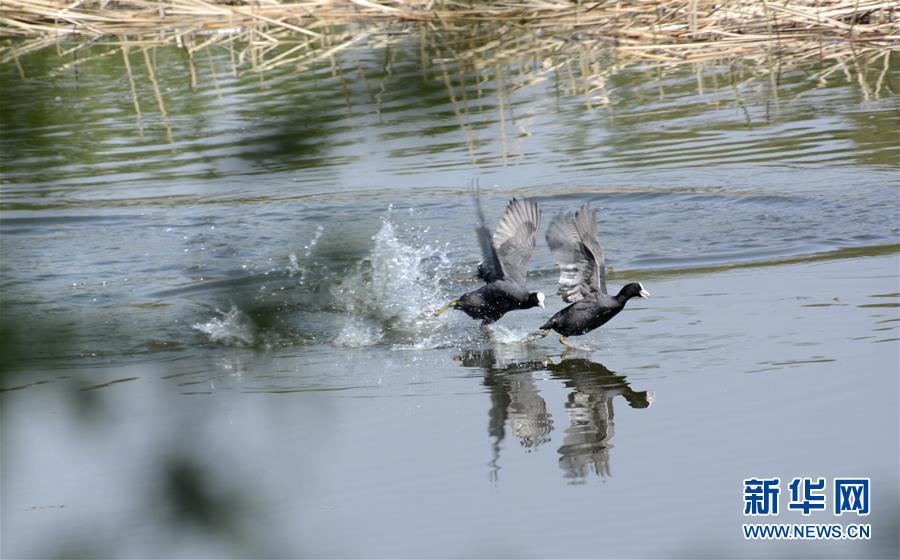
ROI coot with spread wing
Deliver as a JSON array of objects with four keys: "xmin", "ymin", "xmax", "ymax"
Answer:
[
  {"xmin": 538, "ymin": 201, "xmax": 648, "ymax": 347},
  {"xmin": 435, "ymin": 194, "xmax": 544, "ymax": 325}
]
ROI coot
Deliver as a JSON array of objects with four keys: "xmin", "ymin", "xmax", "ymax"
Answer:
[
  {"xmin": 435, "ymin": 194, "xmax": 544, "ymax": 324},
  {"xmin": 538, "ymin": 202, "xmax": 648, "ymax": 347}
]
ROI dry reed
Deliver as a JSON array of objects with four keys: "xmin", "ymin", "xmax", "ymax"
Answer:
[{"xmin": 1, "ymin": 1, "xmax": 896, "ymax": 108}]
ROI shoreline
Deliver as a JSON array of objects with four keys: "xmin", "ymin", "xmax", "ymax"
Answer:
[{"xmin": 2, "ymin": 2, "xmax": 896, "ymax": 100}]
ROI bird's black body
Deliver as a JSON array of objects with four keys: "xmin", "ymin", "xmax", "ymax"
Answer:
[
  {"xmin": 541, "ymin": 202, "xmax": 649, "ymax": 346},
  {"xmin": 435, "ymin": 192, "xmax": 545, "ymax": 325},
  {"xmin": 540, "ymin": 283, "xmax": 646, "ymax": 336},
  {"xmin": 458, "ymin": 281, "xmax": 544, "ymax": 325}
]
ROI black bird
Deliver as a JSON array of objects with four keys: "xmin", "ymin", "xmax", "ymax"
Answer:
[
  {"xmin": 538, "ymin": 202, "xmax": 649, "ymax": 348},
  {"xmin": 435, "ymin": 194, "xmax": 545, "ymax": 324}
]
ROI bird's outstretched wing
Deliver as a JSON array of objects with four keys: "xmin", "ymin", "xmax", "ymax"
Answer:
[
  {"xmin": 545, "ymin": 202, "xmax": 607, "ymax": 302},
  {"xmin": 474, "ymin": 192, "xmax": 541, "ymax": 286},
  {"xmin": 491, "ymin": 197, "xmax": 541, "ymax": 286},
  {"xmin": 473, "ymin": 187, "xmax": 505, "ymax": 283}
]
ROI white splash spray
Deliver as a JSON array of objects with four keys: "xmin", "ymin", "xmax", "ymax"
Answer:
[
  {"xmin": 331, "ymin": 220, "xmax": 451, "ymax": 347},
  {"xmin": 486, "ymin": 324, "xmax": 536, "ymax": 345},
  {"xmin": 192, "ymin": 306, "xmax": 256, "ymax": 347},
  {"xmin": 287, "ymin": 225, "xmax": 324, "ymax": 285},
  {"xmin": 333, "ymin": 319, "xmax": 384, "ymax": 348}
]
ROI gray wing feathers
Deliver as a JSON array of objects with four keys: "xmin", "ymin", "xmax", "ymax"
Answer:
[
  {"xmin": 474, "ymin": 191, "xmax": 505, "ymax": 283},
  {"xmin": 545, "ymin": 202, "xmax": 606, "ymax": 302},
  {"xmin": 575, "ymin": 202, "xmax": 606, "ymax": 294},
  {"xmin": 491, "ymin": 198, "xmax": 541, "ymax": 286}
]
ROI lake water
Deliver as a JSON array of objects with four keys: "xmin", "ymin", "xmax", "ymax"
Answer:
[{"xmin": 1, "ymin": 35, "xmax": 898, "ymax": 558}]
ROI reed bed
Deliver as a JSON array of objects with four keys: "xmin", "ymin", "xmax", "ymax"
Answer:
[{"xmin": 1, "ymin": 1, "xmax": 896, "ymax": 110}]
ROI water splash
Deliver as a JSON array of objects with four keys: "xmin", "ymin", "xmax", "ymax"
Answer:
[
  {"xmin": 192, "ymin": 306, "xmax": 256, "ymax": 347},
  {"xmin": 391, "ymin": 333, "xmax": 454, "ymax": 351},
  {"xmin": 193, "ymin": 220, "xmax": 459, "ymax": 349},
  {"xmin": 331, "ymin": 220, "xmax": 451, "ymax": 347},
  {"xmin": 486, "ymin": 324, "xmax": 537, "ymax": 345},
  {"xmin": 287, "ymin": 225, "xmax": 324, "ymax": 286},
  {"xmin": 333, "ymin": 318, "xmax": 384, "ymax": 347}
]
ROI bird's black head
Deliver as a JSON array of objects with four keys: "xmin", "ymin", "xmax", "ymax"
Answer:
[
  {"xmin": 617, "ymin": 282, "xmax": 650, "ymax": 301},
  {"xmin": 526, "ymin": 291, "xmax": 546, "ymax": 309}
]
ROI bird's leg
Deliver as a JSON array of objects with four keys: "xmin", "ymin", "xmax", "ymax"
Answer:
[
  {"xmin": 559, "ymin": 335, "xmax": 577, "ymax": 349},
  {"xmin": 434, "ymin": 300, "xmax": 458, "ymax": 316}
]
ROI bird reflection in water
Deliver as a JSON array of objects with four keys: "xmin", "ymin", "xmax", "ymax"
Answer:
[
  {"xmin": 547, "ymin": 357, "xmax": 652, "ymax": 481},
  {"xmin": 454, "ymin": 348, "xmax": 652, "ymax": 482}
]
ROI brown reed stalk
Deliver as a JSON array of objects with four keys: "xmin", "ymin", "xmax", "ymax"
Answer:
[{"xmin": 0, "ymin": 0, "xmax": 895, "ymax": 109}]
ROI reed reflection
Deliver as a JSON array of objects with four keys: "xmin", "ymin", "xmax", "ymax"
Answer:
[{"xmin": 455, "ymin": 348, "xmax": 651, "ymax": 482}]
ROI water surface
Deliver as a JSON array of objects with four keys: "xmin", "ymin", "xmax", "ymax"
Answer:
[{"xmin": 1, "ymin": 37, "xmax": 898, "ymax": 558}]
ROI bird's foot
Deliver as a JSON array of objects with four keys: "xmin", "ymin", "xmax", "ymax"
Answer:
[
  {"xmin": 559, "ymin": 336, "xmax": 593, "ymax": 354},
  {"xmin": 434, "ymin": 300, "xmax": 458, "ymax": 316},
  {"xmin": 523, "ymin": 329, "xmax": 550, "ymax": 343}
]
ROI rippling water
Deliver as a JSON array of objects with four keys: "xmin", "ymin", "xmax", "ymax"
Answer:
[{"xmin": 1, "ymin": 37, "xmax": 898, "ymax": 558}]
